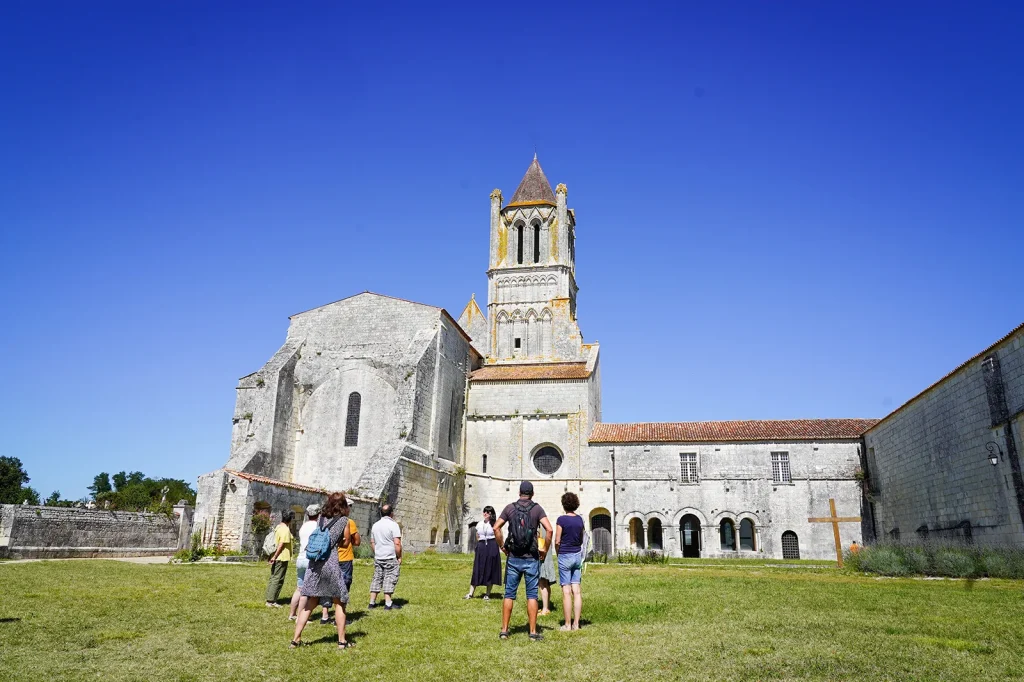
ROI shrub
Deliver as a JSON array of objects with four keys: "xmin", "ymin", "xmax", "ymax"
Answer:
[
  {"xmin": 859, "ymin": 546, "xmax": 910, "ymax": 576},
  {"xmin": 900, "ymin": 546, "xmax": 931, "ymax": 574},
  {"xmin": 932, "ymin": 549, "xmax": 977, "ymax": 578},
  {"xmin": 616, "ymin": 550, "xmax": 669, "ymax": 565}
]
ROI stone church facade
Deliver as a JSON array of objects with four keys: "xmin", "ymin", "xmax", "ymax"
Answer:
[{"xmin": 194, "ymin": 157, "xmax": 1023, "ymax": 559}]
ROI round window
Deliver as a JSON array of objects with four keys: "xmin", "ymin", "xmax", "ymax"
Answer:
[{"xmin": 533, "ymin": 446, "xmax": 563, "ymax": 475}]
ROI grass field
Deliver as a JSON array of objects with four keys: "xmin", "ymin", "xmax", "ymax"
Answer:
[{"xmin": 2, "ymin": 555, "xmax": 1023, "ymax": 681}]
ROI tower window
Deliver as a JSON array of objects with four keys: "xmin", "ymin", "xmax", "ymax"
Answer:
[
  {"xmin": 533, "ymin": 223, "xmax": 540, "ymax": 263},
  {"xmin": 516, "ymin": 224, "xmax": 524, "ymax": 264},
  {"xmin": 344, "ymin": 392, "xmax": 361, "ymax": 446}
]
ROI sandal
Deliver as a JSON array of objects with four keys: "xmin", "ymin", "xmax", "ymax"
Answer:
[
  {"xmin": 338, "ymin": 641, "xmax": 355, "ymax": 649},
  {"xmin": 529, "ymin": 633, "xmax": 544, "ymax": 641},
  {"xmin": 499, "ymin": 631, "xmax": 509, "ymax": 640},
  {"xmin": 289, "ymin": 640, "xmax": 303, "ymax": 649}
]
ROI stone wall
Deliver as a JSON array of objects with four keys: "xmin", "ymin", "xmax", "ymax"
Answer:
[
  {"xmin": 391, "ymin": 457, "xmax": 464, "ymax": 553},
  {"xmin": 864, "ymin": 324, "xmax": 1024, "ymax": 546},
  {"xmin": 606, "ymin": 440, "xmax": 863, "ymax": 560},
  {"xmin": 0, "ymin": 504, "xmax": 185, "ymax": 559}
]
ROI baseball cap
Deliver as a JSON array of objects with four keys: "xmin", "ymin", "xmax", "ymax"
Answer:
[
  {"xmin": 519, "ymin": 481, "xmax": 534, "ymax": 495},
  {"xmin": 306, "ymin": 503, "xmax": 322, "ymax": 516}
]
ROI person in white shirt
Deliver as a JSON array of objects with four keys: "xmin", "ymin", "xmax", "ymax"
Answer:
[
  {"xmin": 368, "ymin": 503, "xmax": 403, "ymax": 610},
  {"xmin": 288, "ymin": 504, "xmax": 331, "ymax": 623},
  {"xmin": 465, "ymin": 506, "xmax": 502, "ymax": 599}
]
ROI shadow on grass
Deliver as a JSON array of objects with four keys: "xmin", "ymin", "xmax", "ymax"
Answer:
[{"xmin": 0, "ymin": 617, "xmax": 21, "ymax": 623}]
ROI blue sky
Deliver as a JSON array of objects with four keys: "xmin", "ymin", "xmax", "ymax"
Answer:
[{"xmin": 2, "ymin": 2, "xmax": 1021, "ymax": 500}]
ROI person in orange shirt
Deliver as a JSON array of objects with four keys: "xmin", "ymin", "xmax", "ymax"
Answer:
[{"xmin": 336, "ymin": 499, "xmax": 361, "ymax": 597}]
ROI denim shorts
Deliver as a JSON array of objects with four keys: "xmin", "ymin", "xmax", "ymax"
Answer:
[
  {"xmin": 339, "ymin": 560, "xmax": 353, "ymax": 590},
  {"xmin": 557, "ymin": 552, "xmax": 583, "ymax": 585},
  {"xmin": 295, "ymin": 557, "xmax": 308, "ymax": 589},
  {"xmin": 504, "ymin": 556, "xmax": 540, "ymax": 600}
]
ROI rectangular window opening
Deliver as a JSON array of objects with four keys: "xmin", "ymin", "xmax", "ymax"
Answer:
[
  {"xmin": 482, "ymin": 453, "xmax": 488, "ymax": 473},
  {"xmin": 514, "ymin": 337, "xmax": 521, "ymax": 349},
  {"xmin": 679, "ymin": 453, "xmax": 698, "ymax": 483},
  {"xmin": 771, "ymin": 451, "xmax": 791, "ymax": 483}
]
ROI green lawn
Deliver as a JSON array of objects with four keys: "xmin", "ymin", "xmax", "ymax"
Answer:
[{"xmin": 2, "ymin": 555, "xmax": 1022, "ymax": 681}]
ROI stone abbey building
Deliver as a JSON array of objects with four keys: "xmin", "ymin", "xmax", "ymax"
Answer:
[{"xmin": 194, "ymin": 158, "xmax": 1024, "ymax": 559}]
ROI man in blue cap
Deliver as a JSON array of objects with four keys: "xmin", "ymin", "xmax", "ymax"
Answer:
[{"xmin": 493, "ymin": 480, "xmax": 553, "ymax": 641}]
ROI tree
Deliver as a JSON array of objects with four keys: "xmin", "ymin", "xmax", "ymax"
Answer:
[
  {"xmin": 111, "ymin": 471, "xmax": 144, "ymax": 492},
  {"xmin": 0, "ymin": 457, "xmax": 32, "ymax": 504},
  {"xmin": 45, "ymin": 490, "xmax": 61, "ymax": 506},
  {"xmin": 88, "ymin": 473, "xmax": 111, "ymax": 498},
  {"xmin": 19, "ymin": 487, "xmax": 40, "ymax": 505}
]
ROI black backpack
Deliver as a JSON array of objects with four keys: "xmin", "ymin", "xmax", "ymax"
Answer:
[{"xmin": 505, "ymin": 500, "xmax": 538, "ymax": 557}]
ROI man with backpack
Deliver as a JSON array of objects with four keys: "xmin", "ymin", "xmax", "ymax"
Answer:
[{"xmin": 493, "ymin": 481, "xmax": 554, "ymax": 641}]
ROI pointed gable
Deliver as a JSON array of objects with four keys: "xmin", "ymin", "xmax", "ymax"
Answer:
[
  {"xmin": 457, "ymin": 294, "xmax": 488, "ymax": 355},
  {"xmin": 505, "ymin": 156, "xmax": 557, "ymax": 208}
]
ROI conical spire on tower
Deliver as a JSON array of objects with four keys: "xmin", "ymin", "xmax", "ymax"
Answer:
[{"xmin": 505, "ymin": 156, "xmax": 556, "ymax": 208}]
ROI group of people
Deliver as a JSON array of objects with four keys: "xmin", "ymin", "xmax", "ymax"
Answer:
[
  {"xmin": 466, "ymin": 482, "xmax": 587, "ymax": 640},
  {"xmin": 261, "ymin": 480, "xmax": 587, "ymax": 648},
  {"xmin": 262, "ymin": 494, "xmax": 404, "ymax": 649}
]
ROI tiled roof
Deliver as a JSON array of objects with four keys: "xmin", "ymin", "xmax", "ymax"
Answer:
[
  {"xmin": 224, "ymin": 470, "xmax": 375, "ymax": 502},
  {"xmin": 470, "ymin": 362, "xmax": 591, "ymax": 382},
  {"xmin": 589, "ymin": 419, "xmax": 879, "ymax": 444},
  {"xmin": 505, "ymin": 156, "xmax": 557, "ymax": 207}
]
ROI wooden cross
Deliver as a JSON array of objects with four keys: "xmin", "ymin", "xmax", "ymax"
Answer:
[{"xmin": 808, "ymin": 498, "xmax": 861, "ymax": 567}]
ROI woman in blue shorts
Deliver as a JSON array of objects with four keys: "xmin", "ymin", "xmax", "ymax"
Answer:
[{"xmin": 554, "ymin": 492, "xmax": 585, "ymax": 631}]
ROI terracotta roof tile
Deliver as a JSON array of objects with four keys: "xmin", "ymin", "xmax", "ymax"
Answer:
[
  {"xmin": 589, "ymin": 419, "xmax": 878, "ymax": 444},
  {"xmin": 470, "ymin": 362, "xmax": 591, "ymax": 382}
]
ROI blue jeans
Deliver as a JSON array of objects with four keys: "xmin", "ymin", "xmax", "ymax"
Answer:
[
  {"xmin": 295, "ymin": 557, "xmax": 308, "ymax": 589},
  {"xmin": 557, "ymin": 551, "xmax": 583, "ymax": 585},
  {"xmin": 504, "ymin": 556, "xmax": 540, "ymax": 600}
]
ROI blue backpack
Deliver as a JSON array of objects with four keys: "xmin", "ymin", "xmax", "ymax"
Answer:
[{"xmin": 306, "ymin": 517, "xmax": 340, "ymax": 561}]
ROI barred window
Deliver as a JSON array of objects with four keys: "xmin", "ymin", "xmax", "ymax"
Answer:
[
  {"xmin": 679, "ymin": 453, "xmax": 698, "ymax": 483},
  {"xmin": 771, "ymin": 451, "xmax": 791, "ymax": 483},
  {"xmin": 781, "ymin": 531, "xmax": 800, "ymax": 559},
  {"xmin": 344, "ymin": 392, "xmax": 361, "ymax": 446}
]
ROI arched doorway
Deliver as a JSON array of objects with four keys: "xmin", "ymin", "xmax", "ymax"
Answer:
[
  {"xmin": 647, "ymin": 518, "xmax": 663, "ymax": 550},
  {"xmin": 781, "ymin": 531, "xmax": 800, "ymax": 559},
  {"xmin": 679, "ymin": 514, "xmax": 702, "ymax": 558},
  {"xmin": 590, "ymin": 512, "xmax": 612, "ymax": 557},
  {"xmin": 720, "ymin": 519, "xmax": 736, "ymax": 551},
  {"xmin": 628, "ymin": 518, "xmax": 645, "ymax": 550}
]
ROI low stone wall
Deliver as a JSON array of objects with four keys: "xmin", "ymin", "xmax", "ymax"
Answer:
[{"xmin": 0, "ymin": 504, "xmax": 187, "ymax": 560}]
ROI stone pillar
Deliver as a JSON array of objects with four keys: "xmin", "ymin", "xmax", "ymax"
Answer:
[
  {"xmin": 489, "ymin": 189, "xmax": 502, "ymax": 268},
  {"xmin": 555, "ymin": 183, "xmax": 568, "ymax": 269},
  {"xmin": 172, "ymin": 501, "xmax": 195, "ymax": 551}
]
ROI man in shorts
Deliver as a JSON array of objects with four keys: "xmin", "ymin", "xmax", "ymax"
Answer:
[
  {"xmin": 369, "ymin": 503, "xmax": 403, "ymax": 610},
  {"xmin": 493, "ymin": 481, "xmax": 553, "ymax": 641}
]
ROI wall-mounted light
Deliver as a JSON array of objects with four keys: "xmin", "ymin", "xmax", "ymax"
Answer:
[{"xmin": 985, "ymin": 441, "xmax": 1003, "ymax": 466}]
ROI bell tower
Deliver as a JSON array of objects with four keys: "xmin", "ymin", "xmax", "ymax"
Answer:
[{"xmin": 486, "ymin": 156, "xmax": 583, "ymax": 363}]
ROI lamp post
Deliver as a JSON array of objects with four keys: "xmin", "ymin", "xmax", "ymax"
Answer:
[{"xmin": 985, "ymin": 441, "xmax": 1003, "ymax": 466}]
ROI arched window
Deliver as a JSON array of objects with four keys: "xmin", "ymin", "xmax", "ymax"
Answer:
[
  {"xmin": 720, "ymin": 519, "xmax": 736, "ymax": 551},
  {"xmin": 532, "ymin": 445, "xmax": 562, "ymax": 475},
  {"xmin": 781, "ymin": 531, "xmax": 799, "ymax": 559},
  {"xmin": 443, "ymin": 528, "xmax": 450, "ymax": 544},
  {"xmin": 647, "ymin": 518, "xmax": 663, "ymax": 550},
  {"xmin": 739, "ymin": 519, "xmax": 756, "ymax": 551},
  {"xmin": 430, "ymin": 527, "xmax": 438, "ymax": 545},
  {"xmin": 533, "ymin": 222, "xmax": 541, "ymax": 263},
  {"xmin": 629, "ymin": 518, "xmax": 645, "ymax": 550},
  {"xmin": 481, "ymin": 453, "xmax": 488, "ymax": 473},
  {"xmin": 344, "ymin": 392, "xmax": 361, "ymax": 446},
  {"xmin": 454, "ymin": 529, "xmax": 461, "ymax": 547},
  {"xmin": 516, "ymin": 224, "xmax": 524, "ymax": 264}
]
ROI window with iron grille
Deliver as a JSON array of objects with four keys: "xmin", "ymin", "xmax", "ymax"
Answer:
[
  {"xmin": 781, "ymin": 531, "xmax": 800, "ymax": 559},
  {"xmin": 679, "ymin": 453, "xmax": 698, "ymax": 483},
  {"xmin": 344, "ymin": 392, "xmax": 361, "ymax": 446},
  {"xmin": 533, "ymin": 446, "xmax": 562, "ymax": 475},
  {"xmin": 771, "ymin": 451, "xmax": 791, "ymax": 483}
]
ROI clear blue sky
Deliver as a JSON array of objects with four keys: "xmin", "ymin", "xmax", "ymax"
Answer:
[{"xmin": 2, "ymin": 2, "xmax": 1021, "ymax": 500}]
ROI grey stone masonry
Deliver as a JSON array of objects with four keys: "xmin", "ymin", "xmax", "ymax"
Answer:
[
  {"xmin": 864, "ymin": 323, "xmax": 1024, "ymax": 546},
  {"xmin": 0, "ymin": 504, "xmax": 183, "ymax": 559}
]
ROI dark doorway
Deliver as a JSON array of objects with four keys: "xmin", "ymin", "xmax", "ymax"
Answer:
[
  {"xmin": 591, "ymin": 514, "xmax": 612, "ymax": 557},
  {"xmin": 680, "ymin": 515, "xmax": 701, "ymax": 558}
]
